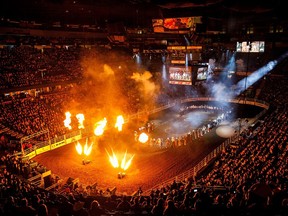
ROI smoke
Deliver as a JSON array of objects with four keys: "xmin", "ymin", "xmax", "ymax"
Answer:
[
  {"xmin": 185, "ymin": 111, "xmax": 208, "ymax": 128},
  {"xmin": 63, "ymin": 49, "xmax": 130, "ymax": 126},
  {"xmin": 220, "ymin": 53, "xmax": 236, "ymax": 82},
  {"xmin": 207, "ymin": 54, "xmax": 236, "ymax": 101},
  {"xmin": 82, "ymin": 58, "xmax": 115, "ymax": 82},
  {"xmin": 131, "ymin": 70, "xmax": 160, "ymax": 105},
  {"xmin": 211, "ymin": 82, "xmax": 234, "ymax": 102},
  {"xmin": 64, "ymin": 48, "xmax": 160, "ymax": 129},
  {"xmin": 208, "ymin": 58, "xmax": 216, "ymax": 74},
  {"xmin": 204, "ymin": 54, "xmax": 236, "ymax": 120}
]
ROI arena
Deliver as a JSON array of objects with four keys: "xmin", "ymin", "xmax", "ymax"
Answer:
[
  {"xmin": 29, "ymin": 102, "xmax": 258, "ymax": 195},
  {"xmin": 31, "ymin": 101, "xmax": 264, "ymax": 195},
  {"xmin": 1, "ymin": 1, "xmax": 288, "ymax": 216}
]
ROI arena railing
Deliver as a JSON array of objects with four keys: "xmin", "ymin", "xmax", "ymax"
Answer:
[
  {"xmin": 23, "ymin": 128, "xmax": 91, "ymax": 158},
  {"xmin": 21, "ymin": 96, "xmax": 269, "ymax": 158}
]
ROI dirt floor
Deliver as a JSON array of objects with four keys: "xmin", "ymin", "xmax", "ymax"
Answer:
[
  {"xmin": 33, "ymin": 128, "xmax": 226, "ymax": 196},
  {"xmin": 33, "ymin": 104, "xmax": 263, "ymax": 195}
]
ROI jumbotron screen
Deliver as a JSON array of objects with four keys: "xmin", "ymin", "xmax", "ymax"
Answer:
[
  {"xmin": 196, "ymin": 66, "xmax": 208, "ymax": 81},
  {"xmin": 169, "ymin": 66, "xmax": 192, "ymax": 85},
  {"xmin": 152, "ymin": 16, "xmax": 202, "ymax": 33},
  {"xmin": 236, "ymin": 41, "xmax": 265, "ymax": 53}
]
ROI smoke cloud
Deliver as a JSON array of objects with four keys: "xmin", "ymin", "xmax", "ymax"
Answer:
[
  {"xmin": 65, "ymin": 48, "xmax": 159, "ymax": 129},
  {"xmin": 131, "ymin": 70, "xmax": 159, "ymax": 103}
]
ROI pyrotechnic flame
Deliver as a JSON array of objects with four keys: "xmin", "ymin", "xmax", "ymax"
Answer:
[
  {"xmin": 120, "ymin": 150, "xmax": 127, "ymax": 170},
  {"xmin": 64, "ymin": 111, "xmax": 72, "ymax": 130},
  {"xmin": 106, "ymin": 148, "xmax": 119, "ymax": 168},
  {"xmin": 138, "ymin": 132, "xmax": 149, "ymax": 143},
  {"xmin": 122, "ymin": 154, "xmax": 135, "ymax": 171},
  {"xmin": 115, "ymin": 115, "xmax": 124, "ymax": 131},
  {"xmin": 120, "ymin": 150, "xmax": 135, "ymax": 171},
  {"xmin": 76, "ymin": 113, "xmax": 85, "ymax": 129},
  {"xmin": 84, "ymin": 140, "xmax": 93, "ymax": 156},
  {"xmin": 75, "ymin": 141, "xmax": 83, "ymax": 155},
  {"xmin": 106, "ymin": 148, "xmax": 134, "ymax": 171},
  {"xmin": 94, "ymin": 118, "xmax": 107, "ymax": 136},
  {"xmin": 75, "ymin": 139, "xmax": 93, "ymax": 156}
]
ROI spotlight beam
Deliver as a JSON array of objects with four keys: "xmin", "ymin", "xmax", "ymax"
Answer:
[
  {"xmin": 234, "ymin": 51, "xmax": 288, "ymax": 96},
  {"xmin": 235, "ymin": 60, "xmax": 276, "ymax": 96}
]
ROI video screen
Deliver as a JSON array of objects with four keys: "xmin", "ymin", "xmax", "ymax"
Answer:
[
  {"xmin": 190, "ymin": 63, "xmax": 209, "ymax": 81},
  {"xmin": 164, "ymin": 17, "xmax": 194, "ymax": 30},
  {"xmin": 152, "ymin": 17, "xmax": 202, "ymax": 32},
  {"xmin": 196, "ymin": 66, "xmax": 208, "ymax": 80},
  {"xmin": 169, "ymin": 66, "xmax": 192, "ymax": 85},
  {"xmin": 236, "ymin": 41, "xmax": 265, "ymax": 53}
]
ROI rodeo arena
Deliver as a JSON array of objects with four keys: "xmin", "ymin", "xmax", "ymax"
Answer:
[{"xmin": 0, "ymin": 1, "xmax": 288, "ymax": 216}]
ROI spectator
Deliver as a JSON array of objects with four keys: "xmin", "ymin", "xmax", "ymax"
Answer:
[
  {"xmin": 163, "ymin": 199, "xmax": 179, "ymax": 216},
  {"xmin": 151, "ymin": 197, "xmax": 165, "ymax": 216},
  {"xmin": 88, "ymin": 199, "xmax": 106, "ymax": 216},
  {"xmin": 130, "ymin": 196, "xmax": 143, "ymax": 214},
  {"xmin": 72, "ymin": 200, "xmax": 89, "ymax": 216},
  {"xmin": 15, "ymin": 198, "xmax": 37, "ymax": 216},
  {"xmin": 37, "ymin": 203, "xmax": 48, "ymax": 216},
  {"xmin": 116, "ymin": 195, "xmax": 131, "ymax": 212},
  {"xmin": 3, "ymin": 196, "xmax": 17, "ymax": 216}
]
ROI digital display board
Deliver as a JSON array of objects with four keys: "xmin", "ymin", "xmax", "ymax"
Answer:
[
  {"xmin": 236, "ymin": 41, "xmax": 265, "ymax": 53},
  {"xmin": 169, "ymin": 66, "xmax": 192, "ymax": 85},
  {"xmin": 152, "ymin": 17, "xmax": 202, "ymax": 33},
  {"xmin": 196, "ymin": 66, "xmax": 209, "ymax": 81},
  {"xmin": 190, "ymin": 63, "xmax": 209, "ymax": 83}
]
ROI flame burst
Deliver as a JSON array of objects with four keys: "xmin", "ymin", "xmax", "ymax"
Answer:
[
  {"xmin": 139, "ymin": 132, "xmax": 149, "ymax": 143},
  {"xmin": 121, "ymin": 150, "xmax": 135, "ymax": 171},
  {"xmin": 76, "ymin": 113, "xmax": 85, "ymax": 129},
  {"xmin": 75, "ymin": 142, "xmax": 83, "ymax": 155},
  {"xmin": 64, "ymin": 111, "xmax": 72, "ymax": 130},
  {"xmin": 94, "ymin": 118, "xmax": 107, "ymax": 136},
  {"xmin": 106, "ymin": 148, "xmax": 135, "ymax": 171},
  {"xmin": 115, "ymin": 115, "xmax": 124, "ymax": 131},
  {"xmin": 75, "ymin": 139, "xmax": 93, "ymax": 156},
  {"xmin": 105, "ymin": 148, "xmax": 119, "ymax": 168},
  {"xmin": 84, "ymin": 142, "xmax": 93, "ymax": 156}
]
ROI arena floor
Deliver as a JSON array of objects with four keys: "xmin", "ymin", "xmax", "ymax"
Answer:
[{"xmin": 33, "ymin": 104, "xmax": 264, "ymax": 195}]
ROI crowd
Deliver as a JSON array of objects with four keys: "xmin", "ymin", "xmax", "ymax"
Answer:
[
  {"xmin": 0, "ymin": 42, "xmax": 287, "ymax": 215},
  {"xmin": 0, "ymin": 46, "xmax": 82, "ymax": 89},
  {"xmin": 0, "ymin": 93, "xmax": 74, "ymax": 143}
]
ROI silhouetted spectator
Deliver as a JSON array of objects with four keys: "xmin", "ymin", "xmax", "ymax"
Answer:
[
  {"xmin": 88, "ymin": 199, "xmax": 106, "ymax": 216},
  {"xmin": 3, "ymin": 196, "xmax": 17, "ymax": 216},
  {"xmin": 37, "ymin": 203, "xmax": 48, "ymax": 216},
  {"xmin": 151, "ymin": 197, "xmax": 165, "ymax": 216},
  {"xmin": 116, "ymin": 195, "xmax": 131, "ymax": 212},
  {"xmin": 15, "ymin": 198, "xmax": 37, "ymax": 216},
  {"xmin": 163, "ymin": 199, "xmax": 179, "ymax": 216},
  {"xmin": 72, "ymin": 201, "xmax": 89, "ymax": 216}
]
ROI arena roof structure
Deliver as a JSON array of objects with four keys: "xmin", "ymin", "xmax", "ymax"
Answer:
[{"xmin": 0, "ymin": 0, "xmax": 286, "ymax": 26}]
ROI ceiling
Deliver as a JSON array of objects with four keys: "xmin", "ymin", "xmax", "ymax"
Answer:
[{"xmin": 0, "ymin": 0, "xmax": 285, "ymax": 26}]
